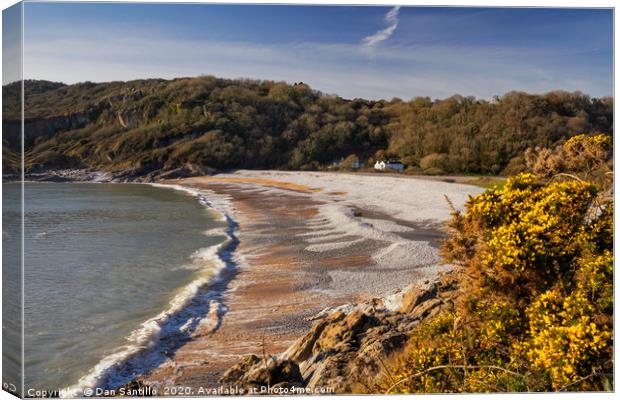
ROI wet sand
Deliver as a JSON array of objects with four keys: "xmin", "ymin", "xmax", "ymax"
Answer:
[{"xmin": 142, "ymin": 172, "xmax": 482, "ymax": 390}]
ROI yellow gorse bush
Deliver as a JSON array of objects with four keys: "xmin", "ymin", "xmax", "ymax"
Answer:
[
  {"xmin": 476, "ymin": 177, "xmax": 595, "ymax": 274},
  {"xmin": 564, "ymin": 133, "xmax": 611, "ymax": 149},
  {"xmin": 524, "ymin": 282, "xmax": 612, "ymax": 389},
  {"xmin": 381, "ymin": 134, "xmax": 613, "ymax": 393}
]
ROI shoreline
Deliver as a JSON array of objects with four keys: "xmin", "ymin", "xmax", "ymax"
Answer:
[
  {"xmin": 138, "ymin": 171, "xmax": 483, "ymax": 390},
  {"xmin": 6, "ymin": 168, "xmax": 505, "ymax": 188},
  {"xmin": 61, "ymin": 183, "xmax": 241, "ymax": 396},
  {"xmin": 18, "ymin": 170, "xmax": 483, "ymax": 394}
]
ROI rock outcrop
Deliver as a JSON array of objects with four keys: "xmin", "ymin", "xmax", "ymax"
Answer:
[
  {"xmin": 219, "ymin": 271, "xmax": 460, "ymax": 393},
  {"xmin": 219, "ymin": 356, "xmax": 305, "ymax": 391},
  {"xmin": 16, "ymin": 162, "xmax": 215, "ymax": 183}
]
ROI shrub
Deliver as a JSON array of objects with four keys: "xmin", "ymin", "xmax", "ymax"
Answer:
[
  {"xmin": 501, "ymin": 155, "xmax": 527, "ymax": 176},
  {"xmin": 525, "ymin": 133, "xmax": 612, "ymax": 190},
  {"xmin": 420, "ymin": 153, "xmax": 449, "ymax": 173},
  {"xmin": 380, "ymin": 138, "xmax": 613, "ymax": 393},
  {"xmin": 340, "ymin": 154, "xmax": 360, "ymax": 170}
]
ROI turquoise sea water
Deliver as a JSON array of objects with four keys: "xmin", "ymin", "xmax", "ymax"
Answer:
[{"xmin": 3, "ymin": 182, "xmax": 228, "ymax": 394}]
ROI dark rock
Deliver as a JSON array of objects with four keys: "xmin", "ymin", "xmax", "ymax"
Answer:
[
  {"xmin": 219, "ymin": 357, "xmax": 304, "ymax": 389},
  {"xmin": 117, "ymin": 379, "xmax": 155, "ymax": 396},
  {"xmin": 252, "ymin": 359, "xmax": 303, "ymax": 387},
  {"xmin": 219, "ymin": 355, "xmax": 261, "ymax": 384}
]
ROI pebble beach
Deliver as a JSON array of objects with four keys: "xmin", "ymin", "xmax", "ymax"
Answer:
[{"xmin": 139, "ymin": 170, "xmax": 483, "ymax": 389}]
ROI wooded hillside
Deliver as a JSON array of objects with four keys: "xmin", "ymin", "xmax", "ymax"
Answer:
[{"xmin": 2, "ymin": 77, "xmax": 613, "ymax": 177}]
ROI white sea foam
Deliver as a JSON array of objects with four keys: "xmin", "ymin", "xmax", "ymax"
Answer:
[
  {"xmin": 67, "ymin": 171, "xmax": 480, "ymax": 394},
  {"xmin": 203, "ymin": 227, "xmax": 228, "ymax": 237},
  {"xmin": 64, "ymin": 183, "xmax": 240, "ymax": 396}
]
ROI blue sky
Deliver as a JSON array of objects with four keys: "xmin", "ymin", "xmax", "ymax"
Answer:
[{"xmin": 9, "ymin": 2, "xmax": 614, "ymax": 99}]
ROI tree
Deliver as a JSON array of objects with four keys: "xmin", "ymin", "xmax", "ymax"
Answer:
[{"xmin": 340, "ymin": 154, "xmax": 360, "ymax": 170}]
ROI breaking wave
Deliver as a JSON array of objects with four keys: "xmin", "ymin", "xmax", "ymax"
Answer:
[{"xmin": 64, "ymin": 184, "xmax": 239, "ymax": 396}]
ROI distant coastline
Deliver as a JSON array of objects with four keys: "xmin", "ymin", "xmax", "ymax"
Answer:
[{"xmin": 3, "ymin": 78, "xmax": 611, "ymax": 183}]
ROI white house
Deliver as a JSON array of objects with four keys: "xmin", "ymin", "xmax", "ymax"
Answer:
[{"xmin": 374, "ymin": 160, "xmax": 404, "ymax": 172}]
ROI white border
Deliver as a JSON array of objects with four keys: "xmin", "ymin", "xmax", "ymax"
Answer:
[{"xmin": 0, "ymin": 1, "xmax": 616, "ymax": 400}]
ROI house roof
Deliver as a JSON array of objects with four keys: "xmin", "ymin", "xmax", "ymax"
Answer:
[{"xmin": 376, "ymin": 160, "xmax": 402, "ymax": 164}]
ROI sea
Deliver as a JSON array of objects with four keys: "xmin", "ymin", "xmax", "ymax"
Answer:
[{"xmin": 2, "ymin": 182, "xmax": 231, "ymax": 395}]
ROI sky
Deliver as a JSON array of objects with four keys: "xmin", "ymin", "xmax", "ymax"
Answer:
[{"xmin": 4, "ymin": 2, "xmax": 614, "ymax": 100}]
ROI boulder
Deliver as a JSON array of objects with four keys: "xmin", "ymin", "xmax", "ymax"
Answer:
[
  {"xmin": 219, "ymin": 355, "xmax": 261, "ymax": 384},
  {"xmin": 219, "ymin": 357, "xmax": 304, "ymax": 390},
  {"xmin": 218, "ymin": 271, "xmax": 461, "ymax": 394}
]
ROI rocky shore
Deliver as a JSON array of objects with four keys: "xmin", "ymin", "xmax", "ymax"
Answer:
[
  {"xmin": 219, "ymin": 272, "xmax": 460, "ymax": 393},
  {"xmin": 15, "ymin": 169, "xmax": 480, "ymax": 394},
  {"xmin": 10, "ymin": 163, "xmax": 213, "ymax": 183},
  {"xmin": 134, "ymin": 171, "xmax": 480, "ymax": 394}
]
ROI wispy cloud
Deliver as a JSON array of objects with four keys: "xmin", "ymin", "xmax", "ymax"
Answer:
[
  {"xmin": 23, "ymin": 31, "xmax": 612, "ymax": 100},
  {"xmin": 362, "ymin": 6, "xmax": 401, "ymax": 47}
]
